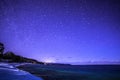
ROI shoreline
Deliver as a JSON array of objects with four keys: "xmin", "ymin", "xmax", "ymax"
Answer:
[
  {"xmin": 0, "ymin": 63, "xmax": 43, "ymax": 80},
  {"xmin": 17, "ymin": 64, "xmax": 59, "ymax": 80}
]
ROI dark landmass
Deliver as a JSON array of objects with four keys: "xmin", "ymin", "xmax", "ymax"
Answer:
[
  {"xmin": 0, "ymin": 42, "xmax": 72, "ymax": 65},
  {"xmin": 46, "ymin": 63, "xmax": 71, "ymax": 66},
  {"xmin": 0, "ymin": 42, "xmax": 43, "ymax": 64},
  {"xmin": 2, "ymin": 51, "xmax": 44, "ymax": 64}
]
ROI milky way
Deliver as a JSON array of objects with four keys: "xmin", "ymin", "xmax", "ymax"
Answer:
[{"xmin": 0, "ymin": 0, "xmax": 120, "ymax": 63}]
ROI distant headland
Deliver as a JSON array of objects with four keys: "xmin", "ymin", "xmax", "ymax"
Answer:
[
  {"xmin": 0, "ymin": 42, "xmax": 71, "ymax": 66},
  {"xmin": 0, "ymin": 42, "xmax": 43, "ymax": 64}
]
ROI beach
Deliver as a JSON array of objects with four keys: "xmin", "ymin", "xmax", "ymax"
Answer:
[{"xmin": 0, "ymin": 63, "xmax": 43, "ymax": 80}]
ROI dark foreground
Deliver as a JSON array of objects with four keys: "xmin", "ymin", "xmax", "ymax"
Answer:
[{"xmin": 17, "ymin": 64, "xmax": 120, "ymax": 80}]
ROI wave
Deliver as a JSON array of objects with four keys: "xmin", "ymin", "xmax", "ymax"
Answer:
[{"xmin": 0, "ymin": 63, "xmax": 43, "ymax": 80}]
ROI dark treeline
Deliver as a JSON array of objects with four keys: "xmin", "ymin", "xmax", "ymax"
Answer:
[{"xmin": 0, "ymin": 42, "xmax": 43, "ymax": 64}]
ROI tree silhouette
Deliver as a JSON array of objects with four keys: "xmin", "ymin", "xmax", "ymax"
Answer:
[{"xmin": 0, "ymin": 42, "xmax": 4, "ymax": 59}]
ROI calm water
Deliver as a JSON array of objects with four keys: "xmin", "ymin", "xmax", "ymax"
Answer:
[{"xmin": 20, "ymin": 64, "xmax": 120, "ymax": 80}]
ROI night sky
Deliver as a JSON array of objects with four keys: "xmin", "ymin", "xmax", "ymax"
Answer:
[{"xmin": 0, "ymin": 0, "xmax": 120, "ymax": 63}]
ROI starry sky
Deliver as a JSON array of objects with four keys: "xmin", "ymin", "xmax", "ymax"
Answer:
[{"xmin": 0, "ymin": 0, "xmax": 120, "ymax": 63}]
